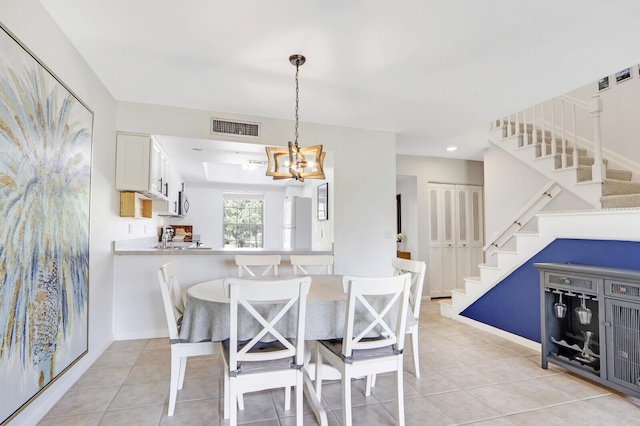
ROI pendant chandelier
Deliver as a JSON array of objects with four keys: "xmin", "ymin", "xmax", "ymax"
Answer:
[{"xmin": 265, "ymin": 54, "xmax": 325, "ymax": 181}]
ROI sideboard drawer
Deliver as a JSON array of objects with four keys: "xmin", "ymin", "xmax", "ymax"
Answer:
[{"xmin": 605, "ymin": 279, "xmax": 640, "ymax": 301}]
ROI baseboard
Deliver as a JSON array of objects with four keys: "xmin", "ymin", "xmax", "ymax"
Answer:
[
  {"xmin": 114, "ymin": 329, "xmax": 169, "ymax": 341},
  {"xmin": 452, "ymin": 314, "xmax": 541, "ymax": 352}
]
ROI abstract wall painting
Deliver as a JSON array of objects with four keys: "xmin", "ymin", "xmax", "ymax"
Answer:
[{"xmin": 0, "ymin": 23, "xmax": 93, "ymax": 424}]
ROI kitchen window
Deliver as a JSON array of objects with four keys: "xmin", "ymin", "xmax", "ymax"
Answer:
[{"xmin": 223, "ymin": 192, "xmax": 264, "ymax": 248}]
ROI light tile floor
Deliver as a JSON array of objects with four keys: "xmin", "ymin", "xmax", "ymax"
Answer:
[{"xmin": 39, "ymin": 299, "xmax": 640, "ymax": 425}]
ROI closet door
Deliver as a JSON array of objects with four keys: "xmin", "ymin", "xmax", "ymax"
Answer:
[
  {"xmin": 456, "ymin": 186, "xmax": 471, "ymax": 289},
  {"xmin": 428, "ymin": 184, "xmax": 457, "ymax": 297},
  {"xmin": 468, "ymin": 186, "xmax": 484, "ymax": 277}
]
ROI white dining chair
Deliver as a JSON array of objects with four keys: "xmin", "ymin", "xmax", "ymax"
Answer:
[
  {"xmin": 290, "ymin": 254, "xmax": 334, "ymax": 275},
  {"xmin": 157, "ymin": 261, "xmax": 217, "ymax": 416},
  {"xmin": 368, "ymin": 257, "xmax": 427, "ymax": 390},
  {"xmin": 314, "ymin": 273, "xmax": 411, "ymax": 426},
  {"xmin": 235, "ymin": 254, "xmax": 281, "ymax": 277},
  {"xmin": 392, "ymin": 257, "xmax": 427, "ymax": 377},
  {"xmin": 222, "ymin": 276, "xmax": 311, "ymax": 426}
]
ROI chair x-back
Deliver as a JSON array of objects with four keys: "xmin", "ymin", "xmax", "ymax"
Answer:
[
  {"xmin": 290, "ymin": 254, "xmax": 334, "ymax": 275},
  {"xmin": 222, "ymin": 276, "xmax": 312, "ymax": 426},
  {"xmin": 314, "ymin": 273, "xmax": 412, "ymax": 426},
  {"xmin": 235, "ymin": 254, "xmax": 281, "ymax": 277},
  {"xmin": 157, "ymin": 261, "xmax": 217, "ymax": 416}
]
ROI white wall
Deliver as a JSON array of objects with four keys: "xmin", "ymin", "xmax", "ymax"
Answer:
[
  {"xmin": 396, "ymin": 155, "xmax": 484, "ymax": 296},
  {"xmin": 165, "ymin": 184, "xmax": 286, "ymax": 248},
  {"xmin": 396, "ymin": 176, "xmax": 418, "ymax": 255},
  {"xmin": 566, "ymin": 74, "xmax": 640, "ymax": 170},
  {"xmin": 116, "ymin": 101, "xmax": 397, "ymax": 276},
  {"xmin": 483, "ymin": 144, "xmax": 592, "ymax": 241},
  {"xmin": 0, "ymin": 1, "xmax": 118, "ymax": 424}
]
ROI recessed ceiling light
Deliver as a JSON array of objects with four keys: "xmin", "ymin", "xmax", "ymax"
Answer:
[{"xmin": 446, "ymin": 146, "xmax": 458, "ymax": 152}]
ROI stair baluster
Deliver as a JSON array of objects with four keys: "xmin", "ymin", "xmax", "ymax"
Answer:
[
  {"xmin": 561, "ymin": 99, "xmax": 567, "ymax": 169},
  {"xmin": 540, "ymin": 101, "xmax": 547, "ymax": 156},
  {"xmin": 572, "ymin": 103, "xmax": 578, "ymax": 168},
  {"xmin": 532, "ymin": 104, "xmax": 538, "ymax": 146},
  {"xmin": 590, "ymin": 94, "xmax": 605, "ymax": 183},
  {"xmin": 551, "ymin": 98, "xmax": 557, "ymax": 157},
  {"xmin": 515, "ymin": 111, "xmax": 521, "ymax": 146}
]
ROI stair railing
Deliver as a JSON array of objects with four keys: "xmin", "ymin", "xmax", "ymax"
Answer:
[
  {"xmin": 483, "ymin": 181, "xmax": 562, "ymax": 256},
  {"xmin": 492, "ymin": 94, "xmax": 604, "ymax": 182}
]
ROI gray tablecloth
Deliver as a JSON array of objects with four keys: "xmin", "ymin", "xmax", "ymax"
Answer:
[{"xmin": 178, "ymin": 275, "xmax": 415, "ymax": 343}]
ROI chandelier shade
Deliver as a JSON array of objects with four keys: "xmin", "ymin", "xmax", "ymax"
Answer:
[{"xmin": 265, "ymin": 54, "xmax": 325, "ymax": 182}]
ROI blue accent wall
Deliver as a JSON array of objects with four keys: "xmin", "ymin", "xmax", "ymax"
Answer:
[{"xmin": 461, "ymin": 239, "xmax": 640, "ymax": 342}]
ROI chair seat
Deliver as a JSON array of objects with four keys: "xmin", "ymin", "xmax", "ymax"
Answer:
[
  {"xmin": 317, "ymin": 337, "xmax": 399, "ymax": 364},
  {"xmin": 222, "ymin": 338, "xmax": 299, "ymax": 375}
]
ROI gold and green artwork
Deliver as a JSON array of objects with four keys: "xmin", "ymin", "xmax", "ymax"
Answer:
[{"xmin": 0, "ymin": 24, "xmax": 93, "ymax": 424}]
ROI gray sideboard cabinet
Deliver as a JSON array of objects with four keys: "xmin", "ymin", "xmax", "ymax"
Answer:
[{"xmin": 535, "ymin": 262, "xmax": 640, "ymax": 398}]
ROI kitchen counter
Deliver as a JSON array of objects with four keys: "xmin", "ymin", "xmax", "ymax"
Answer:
[
  {"xmin": 112, "ymin": 237, "xmax": 334, "ymax": 340},
  {"xmin": 113, "ymin": 237, "xmax": 332, "ymax": 256}
]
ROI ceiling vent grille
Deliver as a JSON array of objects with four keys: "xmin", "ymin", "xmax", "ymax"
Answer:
[{"xmin": 210, "ymin": 118, "xmax": 260, "ymax": 139}]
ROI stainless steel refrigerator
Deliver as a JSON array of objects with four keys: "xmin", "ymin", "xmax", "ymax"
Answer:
[{"xmin": 282, "ymin": 196, "xmax": 312, "ymax": 249}]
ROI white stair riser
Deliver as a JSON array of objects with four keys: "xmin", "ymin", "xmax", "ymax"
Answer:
[
  {"xmin": 451, "ymin": 291, "xmax": 470, "ymax": 307},
  {"xmin": 464, "ymin": 280, "xmax": 484, "ymax": 297},
  {"xmin": 439, "ymin": 301, "xmax": 454, "ymax": 318}
]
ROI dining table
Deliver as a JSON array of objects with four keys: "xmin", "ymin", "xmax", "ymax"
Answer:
[{"xmin": 178, "ymin": 274, "xmax": 415, "ymax": 426}]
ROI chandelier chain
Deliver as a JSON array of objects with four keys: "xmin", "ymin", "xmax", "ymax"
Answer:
[{"xmin": 294, "ymin": 62, "xmax": 299, "ymax": 148}]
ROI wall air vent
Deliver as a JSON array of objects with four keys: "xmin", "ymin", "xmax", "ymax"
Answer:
[{"xmin": 210, "ymin": 118, "xmax": 260, "ymax": 139}]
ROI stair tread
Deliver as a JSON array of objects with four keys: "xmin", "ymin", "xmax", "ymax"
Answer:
[
  {"xmin": 495, "ymin": 249, "xmax": 518, "ymax": 255},
  {"xmin": 602, "ymin": 179, "xmax": 640, "ymax": 196}
]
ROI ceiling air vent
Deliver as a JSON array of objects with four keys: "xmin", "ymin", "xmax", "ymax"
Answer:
[{"xmin": 210, "ymin": 118, "xmax": 260, "ymax": 139}]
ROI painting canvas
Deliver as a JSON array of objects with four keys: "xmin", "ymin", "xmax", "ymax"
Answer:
[{"xmin": 0, "ymin": 24, "xmax": 92, "ymax": 424}]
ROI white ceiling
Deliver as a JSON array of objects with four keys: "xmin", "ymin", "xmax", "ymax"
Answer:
[{"xmin": 40, "ymin": 1, "xmax": 640, "ymax": 172}]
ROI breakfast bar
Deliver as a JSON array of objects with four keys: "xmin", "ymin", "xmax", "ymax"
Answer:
[{"xmin": 112, "ymin": 237, "xmax": 333, "ymax": 340}]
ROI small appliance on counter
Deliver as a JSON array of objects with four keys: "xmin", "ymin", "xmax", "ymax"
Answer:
[{"xmin": 158, "ymin": 225, "xmax": 193, "ymax": 242}]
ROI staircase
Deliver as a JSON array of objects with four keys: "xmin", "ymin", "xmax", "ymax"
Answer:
[
  {"xmin": 439, "ymin": 209, "xmax": 640, "ymax": 323},
  {"xmin": 439, "ymin": 94, "xmax": 640, "ymax": 332},
  {"xmin": 501, "ymin": 119, "xmax": 640, "ymax": 209}
]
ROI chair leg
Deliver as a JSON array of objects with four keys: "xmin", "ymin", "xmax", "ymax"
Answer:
[
  {"xmin": 168, "ymin": 351, "xmax": 180, "ymax": 416},
  {"xmin": 411, "ymin": 329, "xmax": 420, "ymax": 378},
  {"xmin": 229, "ymin": 378, "xmax": 238, "ymax": 426},
  {"xmin": 178, "ymin": 357, "xmax": 188, "ymax": 389},
  {"xmin": 365, "ymin": 373, "xmax": 377, "ymax": 395},
  {"xmin": 284, "ymin": 386, "xmax": 292, "ymax": 411},
  {"xmin": 314, "ymin": 346, "xmax": 323, "ymax": 400},
  {"xmin": 342, "ymin": 371, "xmax": 352, "ymax": 426},
  {"xmin": 295, "ymin": 372, "xmax": 303, "ymax": 426},
  {"xmin": 223, "ymin": 368, "xmax": 230, "ymax": 419},
  {"xmin": 395, "ymin": 360, "xmax": 405, "ymax": 426},
  {"xmin": 237, "ymin": 393, "xmax": 244, "ymax": 410}
]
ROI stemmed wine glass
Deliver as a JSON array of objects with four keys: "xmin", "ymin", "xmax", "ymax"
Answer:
[{"xmin": 554, "ymin": 292, "xmax": 567, "ymax": 318}]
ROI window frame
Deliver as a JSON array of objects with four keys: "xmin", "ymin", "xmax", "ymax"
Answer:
[{"xmin": 222, "ymin": 193, "xmax": 265, "ymax": 248}]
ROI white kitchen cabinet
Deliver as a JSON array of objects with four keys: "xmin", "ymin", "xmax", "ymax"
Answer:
[
  {"xmin": 155, "ymin": 163, "xmax": 183, "ymax": 216},
  {"xmin": 428, "ymin": 183, "xmax": 484, "ymax": 298},
  {"xmin": 115, "ymin": 133, "xmax": 169, "ymax": 201}
]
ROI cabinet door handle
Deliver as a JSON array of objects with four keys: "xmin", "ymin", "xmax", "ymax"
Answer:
[
  {"xmin": 164, "ymin": 182, "xmax": 169, "ymax": 197},
  {"xmin": 174, "ymin": 201, "xmax": 177, "ymax": 213},
  {"xmin": 603, "ymin": 322, "xmax": 612, "ymax": 327}
]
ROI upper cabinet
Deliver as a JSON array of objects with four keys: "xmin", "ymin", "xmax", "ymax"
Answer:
[
  {"xmin": 116, "ymin": 133, "xmax": 171, "ymax": 201},
  {"xmin": 116, "ymin": 132, "xmax": 185, "ymax": 216}
]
